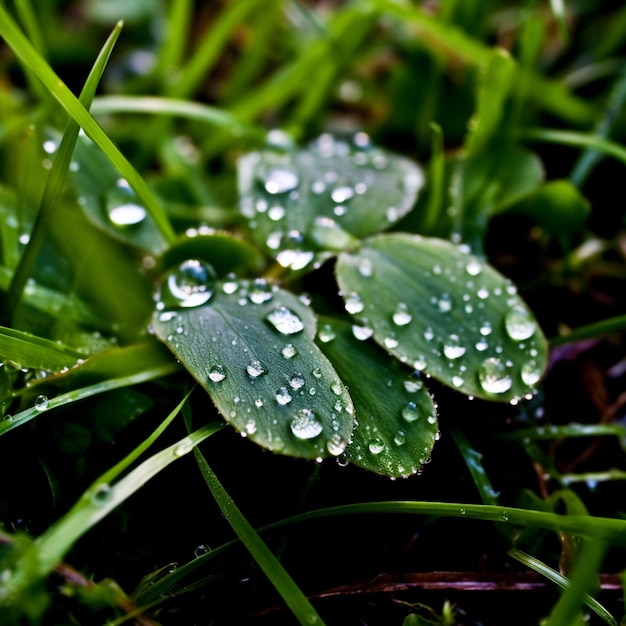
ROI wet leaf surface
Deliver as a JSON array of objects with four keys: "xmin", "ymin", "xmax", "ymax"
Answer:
[
  {"xmin": 152, "ymin": 265, "xmax": 354, "ymax": 458},
  {"xmin": 317, "ymin": 317, "xmax": 438, "ymax": 478},
  {"xmin": 336, "ymin": 233, "xmax": 549, "ymax": 401},
  {"xmin": 238, "ymin": 132, "xmax": 425, "ymax": 270}
]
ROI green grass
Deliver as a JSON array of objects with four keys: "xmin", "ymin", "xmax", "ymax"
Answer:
[{"xmin": 0, "ymin": 1, "xmax": 625, "ymax": 624}]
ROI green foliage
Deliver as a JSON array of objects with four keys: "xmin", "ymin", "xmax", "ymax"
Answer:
[{"xmin": 0, "ymin": 0, "xmax": 624, "ymax": 624}]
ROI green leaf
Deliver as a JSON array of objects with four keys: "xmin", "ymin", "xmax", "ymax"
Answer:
[
  {"xmin": 510, "ymin": 179, "xmax": 590, "ymax": 251},
  {"xmin": 238, "ymin": 133, "xmax": 424, "ymax": 270},
  {"xmin": 159, "ymin": 231, "xmax": 264, "ymax": 278},
  {"xmin": 69, "ymin": 133, "xmax": 169, "ymax": 254},
  {"xmin": 152, "ymin": 266, "xmax": 354, "ymax": 459},
  {"xmin": 336, "ymin": 233, "xmax": 548, "ymax": 402},
  {"xmin": 317, "ymin": 317, "xmax": 438, "ymax": 478}
]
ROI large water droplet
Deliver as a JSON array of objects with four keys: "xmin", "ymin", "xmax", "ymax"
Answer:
[
  {"xmin": 344, "ymin": 292, "xmax": 365, "ymax": 314},
  {"xmin": 478, "ymin": 357, "xmax": 513, "ymax": 394},
  {"xmin": 263, "ymin": 167, "xmax": 299, "ymax": 194},
  {"xmin": 162, "ymin": 259, "xmax": 216, "ymax": 308},
  {"xmin": 358, "ymin": 258, "xmax": 373, "ymax": 277},
  {"xmin": 289, "ymin": 373, "xmax": 306, "ymax": 390},
  {"xmin": 281, "ymin": 344, "xmax": 298, "ymax": 359},
  {"xmin": 392, "ymin": 302, "xmax": 412, "ymax": 326},
  {"xmin": 276, "ymin": 387, "xmax": 293, "ymax": 405},
  {"xmin": 402, "ymin": 401, "xmax": 419, "ymax": 422},
  {"xmin": 246, "ymin": 360, "xmax": 267, "ymax": 378},
  {"xmin": 266, "ymin": 306, "xmax": 304, "ymax": 335},
  {"xmin": 505, "ymin": 306, "xmax": 536, "ymax": 341},
  {"xmin": 368, "ymin": 438, "xmax": 385, "ymax": 454},
  {"xmin": 521, "ymin": 360, "xmax": 542, "ymax": 386},
  {"xmin": 465, "ymin": 258, "xmax": 482, "ymax": 276},
  {"xmin": 276, "ymin": 249, "xmax": 314, "ymax": 270},
  {"xmin": 443, "ymin": 334, "xmax": 466, "ymax": 359},
  {"xmin": 34, "ymin": 394, "xmax": 49, "ymax": 411},
  {"xmin": 317, "ymin": 323, "xmax": 336, "ymax": 343},
  {"xmin": 330, "ymin": 186, "xmax": 354, "ymax": 203},
  {"xmin": 290, "ymin": 409, "xmax": 323, "ymax": 440},
  {"xmin": 352, "ymin": 324, "xmax": 373, "ymax": 341},
  {"xmin": 326, "ymin": 433, "xmax": 347, "ymax": 456},
  {"xmin": 436, "ymin": 293, "xmax": 453, "ymax": 313},
  {"xmin": 106, "ymin": 178, "xmax": 147, "ymax": 227},
  {"xmin": 248, "ymin": 279, "xmax": 274, "ymax": 304},
  {"xmin": 208, "ymin": 364, "xmax": 226, "ymax": 382},
  {"xmin": 90, "ymin": 483, "xmax": 112, "ymax": 506}
]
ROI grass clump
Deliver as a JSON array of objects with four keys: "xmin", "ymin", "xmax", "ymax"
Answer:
[{"xmin": 0, "ymin": 1, "xmax": 625, "ymax": 624}]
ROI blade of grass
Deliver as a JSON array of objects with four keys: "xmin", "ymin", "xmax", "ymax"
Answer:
[
  {"xmin": 4, "ymin": 20, "xmax": 124, "ymax": 320},
  {"xmin": 451, "ymin": 429, "xmax": 500, "ymax": 505},
  {"xmin": 0, "ymin": 6, "xmax": 176, "ymax": 244},
  {"xmin": 509, "ymin": 548, "xmax": 616, "ymax": 626},
  {"xmin": 0, "ymin": 344, "xmax": 180, "ymax": 437},
  {"xmin": 168, "ymin": 0, "xmax": 263, "ymax": 99},
  {"xmin": 370, "ymin": 0, "xmax": 593, "ymax": 124},
  {"xmin": 570, "ymin": 64, "xmax": 626, "ymax": 187},
  {"xmin": 421, "ymin": 122, "xmax": 446, "ymax": 235},
  {"xmin": 500, "ymin": 423, "xmax": 626, "ymax": 442},
  {"xmin": 191, "ymin": 446, "xmax": 326, "ymax": 626},
  {"xmin": 152, "ymin": 0, "xmax": 193, "ymax": 88},
  {"xmin": 32, "ymin": 420, "xmax": 222, "ymax": 579},
  {"xmin": 549, "ymin": 314, "xmax": 626, "ymax": 346},
  {"xmin": 90, "ymin": 95, "xmax": 264, "ymax": 138},
  {"xmin": 0, "ymin": 326, "xmax": 85, "ymax": 371},
  {"xmin": 135, "ymin": 500, "xmax": 626, "ymax": 604},
  {"xmin": 524, "ymin": 128, "xmax": 626, "ymax": 169}
]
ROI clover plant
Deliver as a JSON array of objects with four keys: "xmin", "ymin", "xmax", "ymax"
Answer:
[{"xmin": 147, "ymin": 132, "xmax": 548, "ymax": 478}]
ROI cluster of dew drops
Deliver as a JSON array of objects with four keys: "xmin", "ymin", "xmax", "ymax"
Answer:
[
  {"xmin": 153, "ymin": 259, "xmax": 355, "ymax": 459},
  {"xmin": 240, "ymin": 130, "xmax": 424, "ymax": 270}
]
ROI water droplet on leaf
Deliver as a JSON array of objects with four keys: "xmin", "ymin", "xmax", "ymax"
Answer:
[
  {"xmin": 266, "ymin": 306, "xmax": 304, "ymax": 335},
  {"xmin": 246, "ymin": 360, "xmax": 267, "ymax": 378},
  {"xmin": 281, "ymin": 344, "xmax": 298, "ymax": 359},
  {"xmin": 208, "ymin": 364, "xmax": 227, "ymax": 382},
  {"xmin": 263, "ymin": 167, "xmax": 299, "ymax": 194},
  {"xmin": 478, "ymin": 357, "xmax": 513, "ymax": 394},
  {"xmin": 276, "ymin": 387, "xmax": 293, "ymax": 405},
  {"xmin": 505, "ymin": 306, "xmax": 536, "ymax": 341},
  {"xmin": 290, "ymin": 408, "xmax": 323, "ymax": 440},
  {"xmin": 402, "ymin": 402, "xmax": 419, "ymax": 422},
  {"xmin": 392, "ymin": 302, "xmax": 412, "ymax": 326},
  {"xmin": 443, "ymin": 334, "xmax": 466, "ymax": 359},
  {"xmin": 161, "ymin": 259, "xmax": 217, "ymax": 308},
  {"xmin": 34, "ymin": 395, "xmax": 49, "ymax": 411}
]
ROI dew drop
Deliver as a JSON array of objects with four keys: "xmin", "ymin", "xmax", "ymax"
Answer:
[
  {"xmin": 290, "ymin": 408, "xmax": 322, "ymax": 440},
  {"xmin": 245, "ymin": 419, "xmax": 257, "ymax": 435},
  {"xmin": 402, "ymin": 401, "xmax": 419, "ymax": 422},
  {"xmin": 266, "ymin": 306, "xmax": 304, "ymax": 335},
  {"xmin": 268, "ymin": 205, "xmax": 285, "ymax": 221},
  {"xmin": 34, "ymin": 395, "xmax": 49, "ymax": 411},
  {"xmin": 276, "ymin": 249, "xmax": 314, "ymax": 270},
  {"xmin": 263, "ymin": 167, "xmax": 299, "ymax": 194},
  {"xmin": 392, "ymin": 302, "xmax": 412, "ymax": 326},
  {"xmin": 358, "ymin": 258, "xmax": 373, "ymax": 277},
  {"xmin": 208, "ymin": 364, "xmax": 227, "ymax": 382},
  {"xmin": 276, "ymin": 387, "xmax": 293, "ymax": 405},
  {"xmin": 404, "ymin": 379, "xmax": 423, "ymax": 393},
  {"xmin": 312, "ymin": 367, "xmax": 323, "ymax": 379},
  {"xmin": 330, "ymin": 381, "xmax": 344, "ymax": 395},
  {"xmin": 248, "ymin": 279, "xmax": 274, "ymax": 304},
  {"xmin": 330, "ymin": 186, "xmax": 354, "ymax": 203},
  {"xmin": 161, "ymin": 259, "xmax": 216, "ymax": 308},
  {"xmin": 478, "ymin": 357, "xmax": 513, "ymax": 394},
  {"xmin": 106, "ymin": 178, "xmax": 147, "ymax": 227},
  {"xmin": 505, "ymin": 306, "xmax": 536, "ymax": 341},
  {"xmin": 317, "ymin": 324, "xmax": 336, "ymax": 343},
  {"xmin": 384, "ymin": 335, "xmax": 399, "ymax": 349},
  {"xmin": 394, "ymin": 431, "xmax": 406, "ymax": 446},
  {"xmin": 436, "ymin": 293, "xmax": 453, "ymax": 313},
  {"xmin": 174, "ymin": 438, "xmax": 194, "ymax": 456},
  {"xmin": 289, "ymin": 374, "xmax": 306, "ymax": 390},
  {"xmin": 368, "ymin": 438, "xmax": 385, "ymax": 454},
  {"xmin": 465, "ymin": 258, "xmax": 482, "ymax": 276},
  {"xmin": 246, "ymin": 360, "xmax": 267, "ymax": 378},
  {"xmin": 352, "ymin": 324, "xmax": 373, "ymax": 341},
  {"xmin": 327, "ymin": 433, "xmax": 347, "ymax": 456},
  {"xmin": 90, "ymin": 483, "xmax": 112, "ymax": 506},
  {"xmin": 344, "ymin": 292, "xmax": 365, "ymax": 314},
  {"xmin": 281, "ymin": 344, "xmax": 298, "ymax": 359},
  {"xmin": 521, "ymin": 360, "xmax": 542, "ymax": 386},
  {"xmin": 443, "ymin": 334, "xmax": 466, "ymax": 359},
  {"xmin": 475, "ymin": 337, "xmax": 489, "ymax": 351}
]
